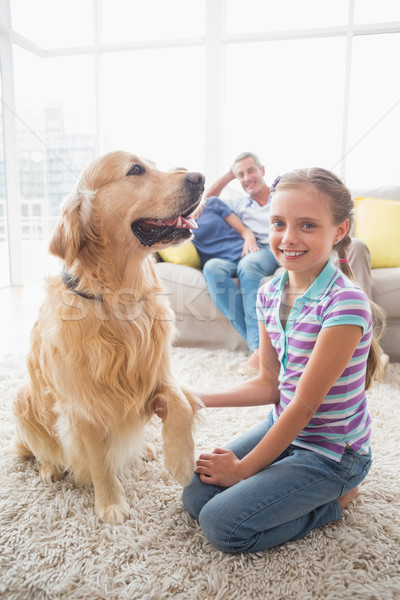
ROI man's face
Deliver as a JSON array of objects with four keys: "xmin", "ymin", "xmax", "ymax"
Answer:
[{"xmin": 233, "ymin": 157, "xmax": 266, "ymax": 197}]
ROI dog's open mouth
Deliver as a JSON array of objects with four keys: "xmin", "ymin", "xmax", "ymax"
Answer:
[{"xmin": 131, "ymin": 214, "xmax": 198, "ymax": 247}]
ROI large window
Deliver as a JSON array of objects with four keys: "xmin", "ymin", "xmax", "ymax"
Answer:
[
  {"xmin": 0, "ymin": 0, "xmax": 399, "ymax": 285},
  {"xmin": 102, "ymin": 0, "xmax": 205, "ymax": 43},
  {"xmin": 12, "ymin": 46, "xmax": 96, "ymax": 280},
  {"xmin": 0, "ymin": 72, "xmax": 10, "ymax": 287},
  {"xmin": 224, "ymin": 37, "xmax": 347, "ymax": 183},
  {"xmin": 101, "ymin": 47, "xmax": 205, "ymax": 171},
  {"xmin": 353, "ymin": 0, "xmax": 400, "ymax": 24},
  {"xmin": 346, "ymin": 32, "xmax": 400, "ymax": 187},
  {"xmin": 9, "ymin": 0, "xmax": 94, "ymax": 49},
  {"xmin": 226, "ymin": 0, "xmax": 349, "ymax": 33}
]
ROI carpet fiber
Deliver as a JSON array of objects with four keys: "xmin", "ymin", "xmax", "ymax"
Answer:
[{"xmin": 0, "ymin": 348, "xmax": 399, "ymax": 600}]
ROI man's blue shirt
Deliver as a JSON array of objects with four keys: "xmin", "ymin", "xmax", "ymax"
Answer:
[{"xmin": 193, "ymin": 197, "xmax": 244, "ymax": 264}]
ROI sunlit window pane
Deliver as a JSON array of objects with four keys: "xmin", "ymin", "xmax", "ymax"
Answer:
[
  {"xmin": 224, "ymin": 38, "xmax": 346, "ymax": 186},
  {"xmin": 226, "ymin": 0, "xmax": 349, "ymax": 35},
  {"xmin": 101, "ymin": 47, "xmax": 205, "ymax": 172},
  {"xmin": 354, "ymin": 0, "xmax": 400, "ymax": 24},
  {"xmin": 12, "ymin": 46, "xmax": 96, "ymax": 280},
  {"xmin": 0, "ymin": 79, "xmax": 10, "ymax": 287},
  {"xmin": 102, "ymin": 0, "xmax": 205, "ymax": 44},
  {"xmin": 10, "ymin": 0, "xmax": 94, "ymax": 49},
  {"xmin": 346, "ymin": 33, "xmax": 400, "ymax": 188}
]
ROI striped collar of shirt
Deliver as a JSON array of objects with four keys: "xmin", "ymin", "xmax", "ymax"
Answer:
[{"xmin": 273, "ymin": 259, "xmax": 338, "ymax": 300}]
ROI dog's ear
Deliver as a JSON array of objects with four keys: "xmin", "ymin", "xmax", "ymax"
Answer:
[{"xmin": 49, "ymin": 183, "xmax": 94, "ymax": 266}]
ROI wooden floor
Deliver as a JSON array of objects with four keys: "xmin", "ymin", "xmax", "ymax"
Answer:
[{"xmin": 0, "ymin": 280, "xmax": 45, "ymax": 359}]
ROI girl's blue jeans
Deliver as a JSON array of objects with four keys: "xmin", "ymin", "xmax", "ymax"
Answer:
[
  {"xmin": 202, "ymin": 247, "xmax": 278, "ymax": 352},
  {"xmin": 182, "ymin": 411, "xmax": 372, "ymax": 554}
]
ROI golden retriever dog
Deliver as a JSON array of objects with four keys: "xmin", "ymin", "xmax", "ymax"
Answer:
[{"xmin": 13, "ymin": 151, "xmax": 204, "ymax": 524}]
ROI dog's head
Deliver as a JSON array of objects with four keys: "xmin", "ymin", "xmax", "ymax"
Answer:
[{"xmin": 49, "ymin": 151, "xmax": 205, "ymax": 268}]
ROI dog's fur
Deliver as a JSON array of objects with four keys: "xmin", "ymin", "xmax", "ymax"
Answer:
[{"xmin": 13, "ymin": 151, "xmax": 204, "ymax": 524}]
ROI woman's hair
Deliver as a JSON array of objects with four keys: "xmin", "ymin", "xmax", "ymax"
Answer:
[{"xmin": 274, "ymin": 167, "xmax": 386, "ymax": 389}]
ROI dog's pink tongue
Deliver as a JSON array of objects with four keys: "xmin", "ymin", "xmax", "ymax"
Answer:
[{"xmin": 163, "ymin": 216, "xmax": 198, "ymax": 229}]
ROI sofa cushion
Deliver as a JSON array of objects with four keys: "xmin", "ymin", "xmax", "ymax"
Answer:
[
  {"xmin": 156, "ymin": 261, "xmax": 248, "ymax": 351},
  {"xmin": 156, "ymin": 261, "xmax": 223, "ymax": 320},
  {"xmin": 158, "ymin": 241, "xmax": 202, "ymax": 269},
  {"xmin": 371, "ymin": 267, "xmax": 400, "ymax": 318},
  {"xmin": 354, "ymin": 197, "xmax": 400, "ymax": 268},
  {"xmin": 352, "ymin": 185, "xmax": 400, "ymax": 201}
]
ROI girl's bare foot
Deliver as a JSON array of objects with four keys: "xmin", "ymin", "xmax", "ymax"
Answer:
[{"xmin": 338, "ymin": 486, "xmax": 359, "ymax": 510}]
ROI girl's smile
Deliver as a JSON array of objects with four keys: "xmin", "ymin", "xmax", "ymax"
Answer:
[{"xmin": 279, "ymin": 249, "xmax": 307, "ymax": 258}]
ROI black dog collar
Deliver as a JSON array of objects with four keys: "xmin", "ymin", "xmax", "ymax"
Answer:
[{"xmin": 61, "ymin": 267, "xmax": 103, "ymax": 302}]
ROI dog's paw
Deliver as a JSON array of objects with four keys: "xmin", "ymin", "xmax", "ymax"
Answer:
[
  {"xmin": 165, "ymin": 455, "xmax": 195, "ymax": 487},
  {"xmin": 12, "ymin": 437, "xmax": 34, "ymax": 458},
  {"xmin": 96, "ymin": 498, "xmax": 130, "ymax": 525},
  {"xmin": 39, "ymin": 463, "xmax": 63, "ymax": 483}
]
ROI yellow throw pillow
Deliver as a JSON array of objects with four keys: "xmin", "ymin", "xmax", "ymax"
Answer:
[
  {"xmin": 354, "ymin": 197, "xmax": 400, "ymax": 268},
  {"xmin": 158, "ymin": 241, "xmax": 202, "ymax": 269}
]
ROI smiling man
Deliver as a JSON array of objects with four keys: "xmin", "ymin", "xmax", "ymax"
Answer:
[{"xmin": 196, "ymin": 152, "xmax": 279, "ymax": 372}]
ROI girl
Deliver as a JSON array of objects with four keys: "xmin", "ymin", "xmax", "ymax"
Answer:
[{"xmin": 177, "ymin": 168, "xmax": 385, "ymax": 554}]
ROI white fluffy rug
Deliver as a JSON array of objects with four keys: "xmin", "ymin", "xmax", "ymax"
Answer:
[{"xmin": 0, "ymin": 348, "xmax": 399, "ymax": 600}]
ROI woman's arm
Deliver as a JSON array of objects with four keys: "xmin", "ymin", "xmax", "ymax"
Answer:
[
  {"xmin": 196, "ymin": 323, "xmax": 363, "ymax": 486},
  {"xmin": 224, "ymin": 213, "xmax": 259, "ymax": 256}
]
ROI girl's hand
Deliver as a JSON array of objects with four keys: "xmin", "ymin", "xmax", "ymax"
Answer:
[
  {"xmin": 195, "ymin": 448, "xmax": 244, "ymax": 487},
  {"xmin": 153, "ymin": 396, "xmax": 167, "ymax": 420},
  {"xmin": 154, "ymin": 394, "xmax": 204, "ymax": 420}
]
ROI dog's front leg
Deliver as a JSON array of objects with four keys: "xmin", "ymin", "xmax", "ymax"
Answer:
[
  {"xmin": 80, "ymin": 425, "xmax": 129, "ymax": 524},
  {"xmin": 155, "ymin": 387, "xmax": 199, "ymax": 486}
]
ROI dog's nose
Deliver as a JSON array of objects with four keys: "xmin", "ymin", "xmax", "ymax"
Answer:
[{"xmin": 185, "ymin": 172, "xmax": 205, "ymax": 189}]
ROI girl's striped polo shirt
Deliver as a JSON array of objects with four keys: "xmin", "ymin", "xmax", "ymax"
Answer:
[{"xmin": 257, "ymin": 260, "xmax": 373, "ymax": 462}]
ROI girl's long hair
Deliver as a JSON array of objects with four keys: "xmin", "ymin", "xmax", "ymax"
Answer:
[{"xmin": 274, "ymin": 167, "xmax": 386, "ymax": 389}]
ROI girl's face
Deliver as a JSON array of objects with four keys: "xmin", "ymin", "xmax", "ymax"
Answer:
[{"xmin": 269, "ymin": 185, "xmax": 349, "ymax": 282}]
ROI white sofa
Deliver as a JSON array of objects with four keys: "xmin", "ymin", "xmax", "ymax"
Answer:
[{"xmin": 156, "ymin": 186, "xmax": 400, "ymax": 362}]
